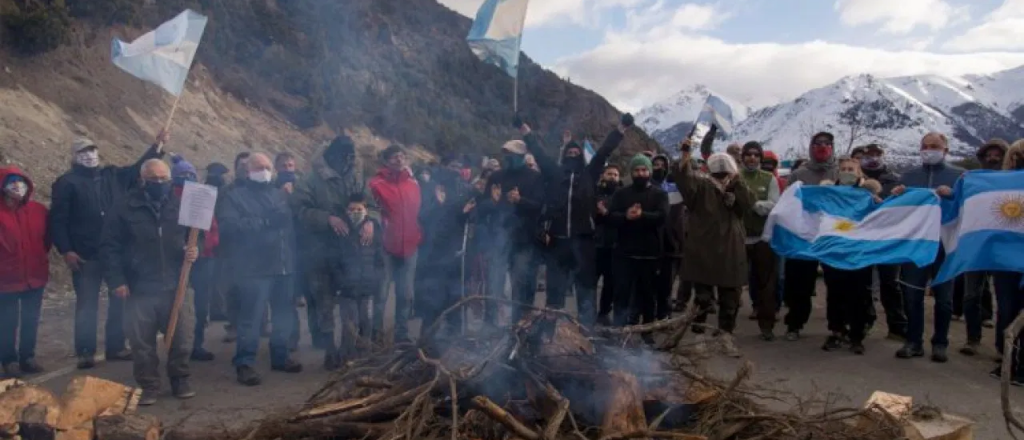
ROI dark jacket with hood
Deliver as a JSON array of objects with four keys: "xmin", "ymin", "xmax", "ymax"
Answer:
[
  {"xmin": 50, "ymin": 144, "xmax": 164, "ymax": 259},
  {"xmin": 977, "ymin": 138, "xmax": 1010, "ymax": 171},
  {"xmin": 651, "ymin": 153, "xmax": 686, "ymax": 258},
  {"xmin": 216, "ymin": 179, "xmax": 297, "ymax": 279},
  {"xmin": 787, "ymin": 132, "xmax": 839, "ymax": 186},
  {"xmin": 607, "ymin": 181, "xmax": 669, "ymax": 259},
  {"xmin": 486, "ymin": 149, "xmax": 546, "ymax": 249},
  {"xmin": 593, "ymin": 179, "xmax": 622, "ymax": 249},
  {"xmin": 861, "ymin": 165, "xmax": 900, "ymax": 197},
  {"xmin": 330, "ymin": 217, "xmax": 383, "ymax": 299},
  {"xmin": 0, "ymin": 167, "xmax": 51, "ymax": 293},
  {"xmin": 99, "ymin": 188, "xmax": 189, "ymax": 295},
  {"xmin": 419, "ymin": 169, "xmax": 474, "ymax": 270}
]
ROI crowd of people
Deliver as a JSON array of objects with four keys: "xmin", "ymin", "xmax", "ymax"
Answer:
[{"xmin": 2, "ymin": 117, "xmax": 1023, "ymax": 405}]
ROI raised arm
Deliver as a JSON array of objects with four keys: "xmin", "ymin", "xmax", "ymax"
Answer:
[
  {"xmin": 671, "ymin": 148, "xmax": 707, "ymax": 210},
  {"xmin": 585, "ymin": 129, "xmax": 625, "ymax": 181}
]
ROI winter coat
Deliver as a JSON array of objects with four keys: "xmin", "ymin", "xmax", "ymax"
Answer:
[
  {"xmin": 216, "ymin": 180, "xmax": 297, "ymax": 279},
  {"xmin": 738, "ymin": 169, "xmax": 779, "ymax": 239},
  {"xmin": 99, "ymin": 190, "xmax": 190, "ymax": 295},
  {"xmin": 862, "ymin": 166, "xmax": 900, "ymax": 197},
  {"xmin": 526, "ymin": 130, "xmax": 623, "ymax": 238},
  {"xmin": 672, "ymin": 161, "xmax": 753, "ymax": 288},
  {"xmin": 330, "ymin": 218, "xmax": 383, "ymax": 299},
  {"xmin": 370, "ymin": 167, "xmax": 422, "ymax": 258},
  {"xmin": 593, "ymin": 181, "xmax": 622, "ymax": 249},
  {"xmin": 0, "ymin": 167, "xmax": 50, "ymax": 293},
  {"xmin": 607, "ymin": 183, "xmax": 669, "ymax": 259},
  {"xmin": 654, "ymin": 155, "xmax": 686, "ymax": 258},
  {"xmin": 899, "ymin": 161, "xmax": 965, "ymax": 190},
  {"xmin": 419, "ymin": 176, "xmax": 473, "ymax": 270},
  {"xmin": 49, "ymin": 144, "xmax": 164, "ymax": 259},
  {"xmin": 486, "ymin": 160, "xmax": 546, "ymax": 249},
  {"xmin": 291, "ymin": 145, "xmax": 375, "ymax": 263}
]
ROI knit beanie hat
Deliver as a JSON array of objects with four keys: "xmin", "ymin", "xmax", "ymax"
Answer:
[
  {"xmin": 171, "ymin": 155, "xmax": 197, "ymax": 181},
  {"xmin": 629, "ymin": 153, "xmax": 653, "ymax": 172}
]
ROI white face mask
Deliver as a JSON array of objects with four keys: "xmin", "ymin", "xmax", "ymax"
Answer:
[
  {"xmin": 4, "ymin": 181, "xmax": 28, "ymax": 199},
  {"xmin": 75, "ymin": 150, "xmax": 100, "ymax": 168},
  {"xmin": 349, "ymin": 209, "xmax": 367, "ymax": 225},
  {"xmin": 248, "ymin": 169, "xmax": 273, "ymax": 183},
  {"xmin": 838, "ymin": 172, "xmax": 859, "ymax": 186},
  {"xmin": 921, "ymin": 150, "xmax": 945, "ymax": 165}
]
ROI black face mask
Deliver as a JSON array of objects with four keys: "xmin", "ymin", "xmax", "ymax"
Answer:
[
  {"xmin": 711, "ymin": 172, "xmax": 730, "ymax": 181},
  {"xmin": 652, "ymin": 169, "xmax": 667, "ymax": 183},
  {"xmin": 563, "ymin": 155, "xmax": 585, "ymax": 172},
  {"xmin": 143, "ymin": 181, "xmax": 171, "ymax": 201},
  {"xmin": 632, "ymin": 176, "xmax": 649, "ymax": 188},
  {"xmin": 324, "ymin": 146, "xmax": 355, "ymax": 174},
  {"xmin": 986, "ymin": 158, "xmax": 1003, "ymax": 169}
]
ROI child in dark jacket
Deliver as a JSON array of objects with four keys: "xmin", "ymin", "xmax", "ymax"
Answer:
[{"xmin": 323, "ymin": 194, "xmax": 383, "ymax": 370}]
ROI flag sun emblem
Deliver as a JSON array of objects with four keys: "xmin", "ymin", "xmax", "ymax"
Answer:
[
  {"xmin": 833, "ymin": 219, "xmax": 856, "ymax": 232},
  {"xmin": 994, "ymin": 195, "xmax": 1024, "ymax": 227}
]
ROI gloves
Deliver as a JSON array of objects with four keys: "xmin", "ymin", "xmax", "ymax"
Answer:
[{"xmin": 753, "ymin": 201, "xmax": 774, "ymax": 216}]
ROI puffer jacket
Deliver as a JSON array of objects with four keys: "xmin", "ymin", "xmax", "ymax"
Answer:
[
  {"xmin": 370, "ymin": 166, "xmax": 423, "ymax": 258},
  {"xmin": 99, "ymin": 189, "xmax": 189, "ymax": 294},
  {"xmin": 0, "ymin": 166, "xmax": 50, "ymax": 293},
  {"xmin": 331, "ymin": 218, "xmax": 383, "ymax": 299},
  {"xmin": 216, "ymin": 179, "xmax": 297, "ymax": 278}
]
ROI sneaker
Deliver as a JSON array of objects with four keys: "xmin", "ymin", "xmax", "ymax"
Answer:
[
  {"xmin": 959, "ymin": 341, "xmax": 980, "ymax": 357},
  {"xmin": 851, "ymin": 342, "xmax": 866, "ymax": 355},
  {"xmin": 719, "ymin": 333, "xmax": 741, "ymax": 358},
  {"xmin": 236, "ymin": 366, "xmax": 261, "ymax": 386},
  {"xmin": 190, "ymin": 349, "xmax": 215, "ymax": 362},
  {"xmin": 138, "ymin": 389, "xmax": 159, "ymax": 406},
  {"xmin": 106, "ymin": 349, "xmax": 133, "ymax": 362},
  {"xmin": 76, "ymin": 355, "xmax": 96, "ymax": 370},
  {"xmin": 2, "ymin": 363, "xmax": 21, "ymax": 379},
  {"xmin": 983, "ymin": 319, "xmax": 995, "ymax": 329},
  {"xmin": 785, "ymin": 331, "xmax": 800, "ymax": 342},
  {"xmin": 759, "ymin": 330, "xmax": 775, "ymax": 341},
  {"xmin": 19, "ymin": 359, "xmax": 43, "ymax": 374},
  {"xmin": 170, "ymin": 377, "xmax": 196, "ymax": 399},
  {"xmin": 931, "ymin": 346, "xmax": 949, "ymax": 363},
  {"xmin": 271, "ymin": 359, "xmax": 303, "ymax": 373},
  {"xmin": 895, "ymin": 344, "xmax": 925, "ymax": 359},
  {"xmin": 822, "ymin": 334, "xmax": 844, "ymax": 352}
]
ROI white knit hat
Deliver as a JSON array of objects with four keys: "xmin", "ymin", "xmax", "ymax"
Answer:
[
  {"xmin": 71, "ymin": 138, "xmax": 97, "ymax": 154},
  {"xmin": 501, "ymin": 140, "xmax": 527, "ymax": 155}
]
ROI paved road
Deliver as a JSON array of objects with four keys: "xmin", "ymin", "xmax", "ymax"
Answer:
[{"xmin": 22, "ymin": 286, "xmax": 1024, "ymax": 439}]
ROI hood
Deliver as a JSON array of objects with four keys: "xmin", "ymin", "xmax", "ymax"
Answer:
[
  {"xmin": 1003, "ymin": 141, "xmax": 1024, "ymax": 170},
  {"xmin": 707, "ymin": 153, "xmax": 739, "ymax": 175},
  {"xmin": 311, "ymin": 141, "xmax": 361, "ymax": 181},
  {"xmin": 807, "ymin": 131, "xmax": 836, "ymax": 170},
  {"xmin": 0, "ymin": 165, "xmax": 35, "ymax": 203},
  {"xmin": 977, "ymin": 138, "xmax": 1009, "ymax": 161}
]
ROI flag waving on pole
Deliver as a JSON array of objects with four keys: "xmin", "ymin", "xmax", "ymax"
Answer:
[
  {"xmin": 695, "ymin": 95, "xmax": 736, "ymax": 135},
  {"xmin": 466, "ymin": 0, "xmax": 529, "ymax": 78},
  {"xmin": 112, "ymin": 9, "xmax": 208, "ymax": 96}
]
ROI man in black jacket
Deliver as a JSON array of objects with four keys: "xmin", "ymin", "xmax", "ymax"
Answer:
[
  {"xmin": 50, "ymin": 132, "xmax": 167, "ymax": 369},
  {"xmin": 217, "ymin": 153, "xmax": 302, "ymax": 386},
  {"xmin": 99, "ymin": 158, "xmax": 198, "ymax": 406},
  {"xmin": 595, "ymin": 165, "xmax": 622, "ymax": 325},
  {"xmin": 523, "ymin": 123, "xmax": 625, "ymax": 325},
  {"xmin": 608, "ymin": 154, "xmax": 669, "ymax": 334}
]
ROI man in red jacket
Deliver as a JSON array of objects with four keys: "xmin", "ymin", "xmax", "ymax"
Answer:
[
  {"xmin": 369, "ymin": 145, "xmax": 422, "ymax": 342},
  {"xmin": 0, "ymin": 166, "xmax": 51, "ymax": 378}
]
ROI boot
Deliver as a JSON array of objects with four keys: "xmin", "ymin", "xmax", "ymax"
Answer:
[
  {"xmin": 171, "ymin": 377, "xmax": 196, "ymax": 399},
  {"xmin": 895, "ymin": 343, "xmax": 924, "ymax": 359},
  {"xmin": 236, "ymin": 366, "xmax": 261, "ymax": 386},
  {"xmin": 272, "ymin": 359, "xmax": 303, "ymax": 373},
  {"xmin": 719, "ymin": 333, "xmax": 741, "ymax": 358},
  {"xmin": 138, "ymin": 388, "xmax": 159, "ymax": 406},
  {"xmin": 19, "ymin": 359, "xmax": 43, "ymax": 374}
]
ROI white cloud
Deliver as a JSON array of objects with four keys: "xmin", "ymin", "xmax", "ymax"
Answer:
[
  {"xmin": 945, "ymin": 0, "xmax": 1024, "ymax": 51},
  {"xmin": 834, "ymin": 0, "xmax": 963, "ymax": 35},
  {"xmin": 438, "ymin": 0, "xmax": 645, "ymax": 28}
]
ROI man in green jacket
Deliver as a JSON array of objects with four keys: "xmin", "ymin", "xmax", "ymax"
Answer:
[{"xmin": 738, "ymin": 142, "xmax": 781, "ymax": 341}]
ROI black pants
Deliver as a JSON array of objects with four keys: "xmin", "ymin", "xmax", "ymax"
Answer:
[
  {"xmin": 655, "ymin": 257, "xmax": 680, "ymax": 321},
  {"xmin": 872, "ymin": 264, "xmax": 906, "ymax": 336},
  {"xmin": 596, "ymin": 247, "xmax": 615, "ymax": 318},
  {"xmin": 545, "ymin": 237, "xmax": 598, "ymax": 325},
  {"xmin": 993, "ymin": 272, "xmax": 1024, "ymax": 371},
  {"xmin": 822, "ymin": 266, "xmax": 873, "ymax": 343},
  {"xmin": 784, "ymin": 258, "xmax": 820, "ymax": 332},
  {"xmin": 612, "ymin": 257, "xmax": 658, "ymax": 326},
  {"xmin": 72, "ymin": 260, "xmax": 126, "ymax": 357},
  {"xmin": 694, "ymin": 284, "xmax": 741, "ymax": 333},
  {"xmin": 509, "ymin": 245, "xmax": 541, "ymax": 324},
  {"xmin": 747, "ymin": 242, "xmax": 778, "ymax": 332},
  {"xmin": 418, "ymin": 263, "xmax": 463, "ymax": 335}
]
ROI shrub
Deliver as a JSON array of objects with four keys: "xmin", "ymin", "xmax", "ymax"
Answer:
[{"xmin": 2, "ymin": 1, "xmax": 72, "ymax": 55}]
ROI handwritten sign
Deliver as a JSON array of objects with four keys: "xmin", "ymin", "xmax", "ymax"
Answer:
[{"xmin": 178, "ymin": 181, "xmax": 217, "ymax": 230}]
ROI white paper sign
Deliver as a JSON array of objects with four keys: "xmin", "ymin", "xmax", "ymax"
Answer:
[{"xmin": 178, "ymin": 181, "xmax": 218, "ymax": 230}]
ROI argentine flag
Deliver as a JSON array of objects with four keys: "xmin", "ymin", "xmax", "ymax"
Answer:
[
  {"xmin": 695, "ymin": 95, "xmax": 736, "ymax": 136},
  {"xmin": 111, "ymin": 9, "xmax": 208, "ymax": 96},
  {"xmin": 934, "ymin": 171, "xmax": 1024, "ymax": 285},
  {"xmin": 467, "ymin": 0, "xmax": 529, "ymax": 78},
  {"xmin": 762, "ymin": 182, "xmax": 941, "ymax": 270},
  {"xmin": 583, "ymin": 139, "xmax": 596, "ymax": 164}
]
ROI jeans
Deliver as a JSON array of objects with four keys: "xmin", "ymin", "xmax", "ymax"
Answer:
[
  {"xmin": 72, "ymin": 260, "xmax": 126, "ymax": 356},
  {"xmin": 746, "ymin": 242, "xmax": 779, "ymax": 331},
  {"xmin": 963, "ymin": 272, "xmax": 994, "ymax": 343},
  {"xmin": 694, "ymin": 284, "xmax": 741, "ymax": 333},
  {"xmin": 418, "ymin": 263, "xmax": 463, "ymax": 334},
  {"xmin": 375, "ymin": 252, "xmax": 418, "ymax": 340},
  {"xmin": 124, "ymin": 289, "xmax": 193, "ymax": 391},
  {"xmin": 233, "ymin": 275, "xmax": 295, "ymax": 367},
  {"xmin": 0, "ymin": 289, "xmax": 44, "ymax": 365},
  {"xmin": 993, "ymin": 272, "xmax": 1024, "ymax": 356},
  {"xmin": 900, "ymin": 259, "xmax": 953, "ymax": 348},
  {"xmin": 190, "ymin": 258, "xmax": 215, "ymax": 352}
]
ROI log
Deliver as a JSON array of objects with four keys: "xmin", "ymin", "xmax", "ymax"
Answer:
[
  {"xmin": 94, "ymin": 414, "xmax": 160, "ymax": 440},
  {"xmin": 0, "ymin": 383, "xmax": 62, "ymax": 427},
  {"xmin": 57, "ymin": 377, "xmax": 140, "ymax": 431},
  {"xmin": 54, "ymin": 424, "xmax": 93, "ymax": 440},
  {"xmin": 19, "ymin": 403, "xmax": 57, "ymax": 440},
  {"xmin": 599, "ymin": 371, "xmax": 647, "ymax": 437}
]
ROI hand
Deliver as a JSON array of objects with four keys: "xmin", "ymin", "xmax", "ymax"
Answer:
[
  {"xmin": 627, "ymin": 203, "xmax": 642, "ymax": 220},
  {"xmin": 328, "ymin": 215, "xmax": 350, "ymax": 236},
  {"xmin": 873, "ymin": 195, "xmax": 884, "ymax": 203},
  {"xmin": 936, "ymin": 185, "xmax": 952, "ymax": 197},
  {"xmin": 891, "ymin": 184, "xmax": 907, "ymax": 196},
  {"xmin": 360, "ymin": 221, "xmax": 374, "ymax": 246},
  {"xmin": 490, "ymin": 184, "xmax": 502, "ymax": 202},
  {"xmin": 723, "ymin": 192, "xmax": 736, "ymax": 207},
  {"xmin": 114, "ymin": 285, "xmax": 130, "ymax": 299},
  {"xmin": 156, "ymin": 129, "xmax": 170, "ymax": 146},
  {"xmin": 282, "ymin": 182, "xmax": 294, "ymax": 194},
  {"xmin": 562, "ymin": 130, "xmax": 572, "ymax": 145},
  {"xmin": 64, "ymin": 252, "xmax": 84, "ymax": 272},
  {"xmin": 507, "ymin": 187, "xmax": 521, "ymax": 204},
  {"xmin": 463, "ymin": 199, "xmax": 477, "ymax": 214},
  {"xmin": 597, "ymin": 200, "xmax": 608, "ymax": 216},
  {"xmin": 184, "ymin": 245, "xmax": 199, "ymax": 263},
  {"xmin": 617, "ymin": 122, "xmax": 628, "ymax": 134},
  {"xmin": 519, "ymin": 123, "xmax": 531, "ymax": 136},
  {"xmin": 435, "ymin": 185, "xmax": 446, "ymax": 204}
]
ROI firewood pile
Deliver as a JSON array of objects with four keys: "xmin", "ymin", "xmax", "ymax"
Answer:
[{"xmin": 173, "ymin": 297, "xmax": 909, "ymax": 440}]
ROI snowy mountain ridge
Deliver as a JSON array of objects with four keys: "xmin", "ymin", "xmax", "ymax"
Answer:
[{"xmin": 636, "ymin": 85, "xmax": 752, "ymax": 147}]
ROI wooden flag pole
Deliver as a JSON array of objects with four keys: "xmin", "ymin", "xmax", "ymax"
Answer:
[{"xmin": 164, "ymin": 227, "xmax": 199, "ymax": 351}]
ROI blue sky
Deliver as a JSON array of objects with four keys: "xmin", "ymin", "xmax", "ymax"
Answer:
[{"xmin": 441, "ymin": 0, "xmax": 1024, "ymax": 111}]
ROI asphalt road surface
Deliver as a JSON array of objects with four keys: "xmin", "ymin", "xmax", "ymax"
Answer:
[{"xmin": 23, "ymin": 284, "xmax": 1024, "ymax": 439}]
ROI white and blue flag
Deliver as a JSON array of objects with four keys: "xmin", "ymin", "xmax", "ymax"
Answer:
[
  {"xmin": 762, "ymin": 182, "xmax": 941, "ymax": 270},
  {"xmin": 695, "ymin": 95, "xmax": 735, "ymax": 135},
  {"xmin": 467, "ymin": 0, "xmax": 529, "ymax": 78},
  {"xmin": 934, "ymin": 171, "xmax": 1024, "ymax": 285},
  {"xmin": 111, "ymin": 9, "xmax": 208, "ymax": 96},
  {"xmin": 583, "ymin": 139, "xmax": 596, "ymax": 164}
]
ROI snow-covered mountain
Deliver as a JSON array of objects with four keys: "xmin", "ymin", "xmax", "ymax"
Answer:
[
  {"xmin": 731, "ymin": 67, "xmax": 1024, "ymax": 162},
  {"xmin": 636, "ymin": 85, "xmax": 752, "ymax": 147}
]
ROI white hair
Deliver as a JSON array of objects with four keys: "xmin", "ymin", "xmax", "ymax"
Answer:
[{"xmin": 706, "ymin": 153, "xmax": 739, "ymax": 175}]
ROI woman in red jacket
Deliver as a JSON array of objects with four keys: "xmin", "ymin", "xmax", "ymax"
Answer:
[{"xmin": 0, "ymin": 166, "xmax": 51, "ymax": 378}]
